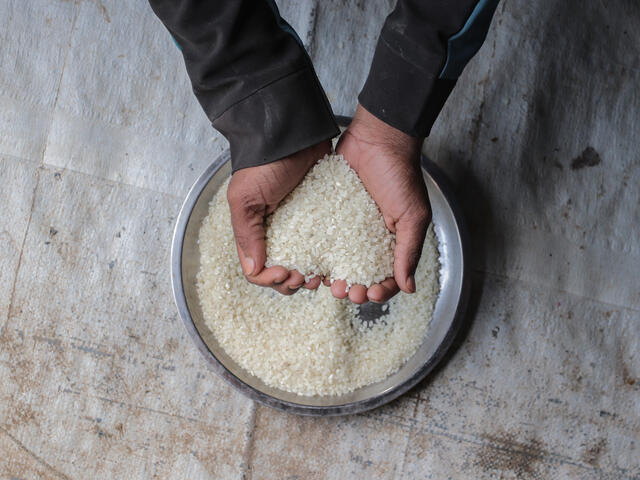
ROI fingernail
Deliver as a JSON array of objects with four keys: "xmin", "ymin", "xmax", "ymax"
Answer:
[
  {"xmin": 407, "ymin": 275, "xmax": 416, "ymax": 293},
  {"xmin": 242, "ymin": 257, "xmax": 255, "ymax": 276}
]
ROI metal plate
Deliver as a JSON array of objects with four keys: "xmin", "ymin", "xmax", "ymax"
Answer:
[{"xmin": 171, "ymin": 120, "xmax": 470, "ymax": 416}]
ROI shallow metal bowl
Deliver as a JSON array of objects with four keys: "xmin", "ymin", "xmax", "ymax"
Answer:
[{"xmin": 171, "ymin": 123, "xmax": 470, "ymax": 416}]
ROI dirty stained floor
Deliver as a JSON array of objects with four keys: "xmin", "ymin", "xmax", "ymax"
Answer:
[{"xmin": 1, "ymin": 0, "xmax": 639, "ymax": 478}]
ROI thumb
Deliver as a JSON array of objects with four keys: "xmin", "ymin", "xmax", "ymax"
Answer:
[
  {"xmin": 227, "ymin": 186, "xmax": 267, "ymax": 277},
  {"xmin": 393, "ymin": 208, "xmax": 430, "ymax": 293}
]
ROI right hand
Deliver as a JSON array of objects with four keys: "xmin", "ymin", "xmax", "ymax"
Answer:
[
  {"xmin": 227, "ymin": 141, "xmax": 331, "ymax": 295},
  {"xmin": 328, "ymin": 105, "xmax": 431, "ymax": 304}
]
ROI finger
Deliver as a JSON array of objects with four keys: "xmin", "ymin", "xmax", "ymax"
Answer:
[
  {"xmin": 348, "ymin": 284, "xmax": 368, "ymax": 304},
  {"xmin": 244, "ymin": 263, "xmax": 289, "ymax": 287},
  {"xmin": 272, "ymin": 282, "xmax": 298, "ymax": 296},
  {"xmin": 227, "ymin": 182, "xmax": 267, "ymax": 276},
  {"xmin": 282, "ymin": 270, "xmax": 305, "ymax": 291},
  {"xmin": 303, "ymin": 276, "xmax": 322, "ymax": 290},
  {"xmin": 330, "ymin": 279, "xmax": 349, "ymax": 299},
  {"xmin": 367, "ymin": 277, "xmax": 400, "ymax": 303},
  {"xmin": 394, "ymin": 207, "xmax": 431, "ymax": 294}
]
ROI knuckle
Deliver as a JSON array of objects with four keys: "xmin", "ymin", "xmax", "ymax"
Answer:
[
  {"xmin": 276, "ymin": 286, "xmax": 294, "ymax": 296},
  {"xmin": 243, "ymin": 273, "xmax": 258, "ymax": 285},
  {"xmin": 226, "ymin": 183, "xmax": 242, "ymax": 204},
  {"xmin": 395, "ymin": 243, "xmax": 423, "ymax": 268},
  {"xmin": 242, "ymin": 271, "xmax": 266, "ymax": 286},
  {"xmin": 404, "ymin": 238, "xmax": 424, "ymax": 256},
  {"xmin": 234, "ymin": 232, "xmax": 256, "ymax": 246},
  {"xmin": 413, "ymin": 206, "xmax": 431, "ymax": 224},
  {"xmin": 227, "ymin": 185, "xmax": 261, "ymax": 211},
  {"xmin": 408, "ymin": 248, "xmax": 423, "ymax": 263}
]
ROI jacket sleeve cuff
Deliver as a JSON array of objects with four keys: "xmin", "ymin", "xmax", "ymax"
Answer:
[
  {"xmin": 211, "ymin": 67, "xmax": 340, "ymax": 172},
  {"xmin": 358, "ymin": 31, "xmax": 456, "ymax": 138}
]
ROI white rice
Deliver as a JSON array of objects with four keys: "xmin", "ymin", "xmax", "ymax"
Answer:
[
  {"xmin": 196, "ymin": 161, "xmax": 441, "ymax": 397},
  {"xmin": 265, "ymin": 154, "xmax": 395, "ymax": 287}
]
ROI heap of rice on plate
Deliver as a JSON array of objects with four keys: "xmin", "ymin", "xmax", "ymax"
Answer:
[{"xmin": 197, "ymin": 154, "xmax": 440, "ymax": 396}]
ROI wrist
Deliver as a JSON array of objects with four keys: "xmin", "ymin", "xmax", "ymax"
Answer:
[
  {"xmin": 291, "ymin": 139, "xmax": 333, "ymax": 168},
  {"xmin": 349, "ymin": 104, "xmax": 423, "ymax": 157}
]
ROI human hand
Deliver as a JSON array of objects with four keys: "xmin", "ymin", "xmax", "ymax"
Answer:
[
  {"xmin": 227, "ymin": 141, "xmax": 331, "ymax": 295},
  {"xmin": 329, "ymin": 104, "xmax": 431, "ymax": 304}
]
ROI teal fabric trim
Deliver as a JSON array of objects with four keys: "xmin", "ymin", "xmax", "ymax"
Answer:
[
  {"xmin": 439, "ymin": 0, "xmax": 500, "ymax": 79},
  {"xmin": 264, "ymin": 0, "xmax": 305, "ymax": 47}
]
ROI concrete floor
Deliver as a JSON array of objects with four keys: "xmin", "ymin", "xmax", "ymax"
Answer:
[{"xmin": 0, "ymin": 0, "xmax": 638, "ymax": 478}]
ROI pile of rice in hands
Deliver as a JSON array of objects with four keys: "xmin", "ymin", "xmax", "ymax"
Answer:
[
  {"xmin": 197, "ymin": 154, "xmax": 440, "ymax": 396},
  {"xmin": 266, "ymin": 154, "xmax": 395, "ymax": 286}
]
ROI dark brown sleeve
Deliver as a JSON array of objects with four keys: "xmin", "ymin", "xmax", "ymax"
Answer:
[
  {"xmin": 359, "ymin": 0, "xmax": 500, "ymax": 137},
  {"xmin": 148, "ymin": 0, "xmax": 339, "ymax": 172}
]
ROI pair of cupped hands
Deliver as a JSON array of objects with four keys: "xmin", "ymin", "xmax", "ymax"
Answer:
[{"xmin": 227, "ymin": 105, "xmax": 432, "ymax": 304}]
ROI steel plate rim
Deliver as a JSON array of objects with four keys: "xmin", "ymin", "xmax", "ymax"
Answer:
[{"xmin": 171, "ymin": 129, "xmax": 470, "ymax": 417}]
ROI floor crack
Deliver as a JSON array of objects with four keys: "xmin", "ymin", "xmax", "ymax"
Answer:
[
  {"xmin": 0, "ymin": 424, "xmax": 72, "ymax": 480},
  {"xmin": 240, "ymin": 402, "xmax": 259, "ymax": 480},
  {"xmin": 2, "ymin": 167, "xmax": 41, "ymax": 335},
  {"xmin": 394, "ymin": 396, "xmax": 420, "ymax": 480},
  {"xmin": 40, "ymin": 4, "xmax": 80, "ymax": 165}
]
